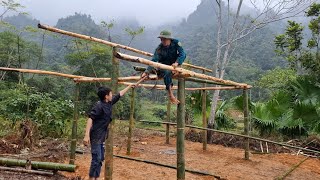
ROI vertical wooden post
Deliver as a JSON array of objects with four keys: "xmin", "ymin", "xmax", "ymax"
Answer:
[
  {"xmin": 105, "ymin": 47, "xmax": 119, "ymax": 180},
  {"xmin": 202, "ymin": 90, "xmax": 207, "ymax": 151},
  {"xmin": 177, "ymin": 78, "xmax": 185, "ymax": 180},
  {"xmin": 166, "ymin": 100, "xmax": 171, "ymax": 144},
  {"xmin": 69, "ymin": 82, "xmax": 80, "ymax": 164},
  {"xmin": 201, "ymin": 70, "xmax": 207, "ymax": 151},
  {"xmin": 127, "ymin": 88, "xmax": 135, "ymax": 155},
  {"xmin": 243, "ymin": 88, "xmax": 250, "ymax": 160}
]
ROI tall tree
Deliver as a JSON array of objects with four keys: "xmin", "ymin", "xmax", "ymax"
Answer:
[{"xmin": 208, "ymin": 0, "xmax": 313, "ymax": 130}]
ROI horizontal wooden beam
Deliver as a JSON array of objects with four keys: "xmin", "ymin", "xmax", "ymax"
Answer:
[
  {"xmin": 133, "ymin": 66, "xmax": 233, "ymax": 86},
  {"xmin": 119, "ymin": 82, "xmax": 241, "ymax": 91},
  {"xmin": 182, "ymin": 63, "xmax": 212, "ymax": 73},
  {"xmin": 186, "ymin": 86, "xmax": 242, "ymax": 91},
  {"xmin": 0, "ymin": 67, "xmax": 84, "ymax": 79},
  {"xmin": 115, "ymin": 52, "xmax": 250, "ymax": 88}
]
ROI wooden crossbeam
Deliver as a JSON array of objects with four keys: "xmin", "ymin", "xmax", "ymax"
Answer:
[{"xmin": 115, "ymin": 52, "xmax": 250, "ymax": 88}]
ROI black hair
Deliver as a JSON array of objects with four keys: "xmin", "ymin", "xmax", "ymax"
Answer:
[{"xmin": 97, "ymin": 86, "xmax": 112, "ymax": 101}]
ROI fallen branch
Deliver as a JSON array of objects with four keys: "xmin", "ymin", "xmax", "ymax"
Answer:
[
  {"xmin": 114, "ymin": 155, "xmax": 223, "ymax": 179},
  {"xmin": 276, "ymin": 157, "xmax": 309, "ymax": 180}
]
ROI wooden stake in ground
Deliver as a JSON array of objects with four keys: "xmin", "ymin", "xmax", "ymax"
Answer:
[
  {"xmin": 127, "ymin": 88, "xmax": 135, "ymax": 155},
  {"xmin": 243, "ymin": 88, "xmax": 250, "ymax": 160},
  {"xmin": 176, "ymin": 77, "xmax": 186, "ymax": 180},
  {"xmin": 69, "ymin": 83, "xmax": 80, "ymax": 164},
  {"xmin": 105, "ymin": 48, "xmax": 119, "ymax": 180}
]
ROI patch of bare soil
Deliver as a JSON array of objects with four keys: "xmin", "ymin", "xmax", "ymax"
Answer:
[
  {"xmin": 1, "ymin": 128, "xmax": 320, "ymax": 180},
  {"xmin": 60, "ymin": 129, "xmax": 320, "ymax": 180}
]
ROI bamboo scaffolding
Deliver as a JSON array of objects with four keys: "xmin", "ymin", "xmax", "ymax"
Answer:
[
  {"xmin": 114, "ymin": 155, "xmax": 222, "ymax": 179},
  {"xmin": 0, "ymin": 157, "xmax": 76, "ymax": 172},
  {"xmin": 138, "ymin": 120, "xmax": 320, "ymax": 155},
  {"xmin": 38, "ymin": 24, "xmax": 212, "ymax": 72},
  {"xmin": 115, "ymin": 52, "xmax": 250, "ymax": 88},
  {"xmin": 0, "ymin": 166, "xmax": 54, "ymax": 176},
  {"xmin": 177, "ymin": 78, "xmax": 186, "ymax": 180},
  {"xmin": 0, "ymin": 67, "xmax": 84, "ymax": 79}
]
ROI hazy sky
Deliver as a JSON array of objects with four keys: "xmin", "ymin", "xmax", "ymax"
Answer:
[{"xmin": 19, "ymin": 0, "xmax": 202, "ymax": 26}]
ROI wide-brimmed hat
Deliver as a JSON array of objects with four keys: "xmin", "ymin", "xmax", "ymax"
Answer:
[{"xmin": 158, "ymin": 30, "xmax": 173, "ymax": 39}]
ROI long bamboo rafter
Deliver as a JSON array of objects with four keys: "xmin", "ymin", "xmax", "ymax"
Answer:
[{"xmin": 38, "ymin": 24, "xmax": 212, "ymax": 73}]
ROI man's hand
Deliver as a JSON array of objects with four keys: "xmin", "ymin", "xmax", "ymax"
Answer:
[
  {"xmin": 141, "ymin": 72, "xmax": 149, "ymax": 78},
  {"xmin": 83, "ymin": 135, "xmax": 90, "ymax": 146},
  {"xmin": 172, "ymin": 62, "xmax": 179, "ymax": 68}
]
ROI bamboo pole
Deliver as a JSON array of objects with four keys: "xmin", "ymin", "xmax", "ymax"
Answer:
[
  {"xmin": 105, "ymin": 48, "xmax": 119, "ymax": 180},
  {"xmin": 120, "ymin": 82, "xmax": 241, "ymax": 91},
  {"xmin": 177, "ymin": 77, "xmax": 186, "ymax": 180},
  {"xmin": 0, "ymin": 67, "xmax": 84, "ymax": 79},
  {"xmin": 119, "ymin": 82, "xmax": 173, "ymax": 89},
  {"xmin": 0, "ymin": 166, "xmax": 54, "ymax": 176},
  {"xmin": 276, "ymin": 157, "xmax": 309, "ymax": 180},
  {"xmin": 182, "ymin": 63, "xmax": 212, "ymax": 73},
  {"xmin": 243, "ymin": 88, "xmax": 250, "ymax": 160},
  {"xmin": 37, "ymin": 24, "xmax": 212, "ymax": 73},
  {"xmin": 69, "ymin": 83, "xmax": 80, "ymax": 165},
  {"xmin": 73, "ymin": 77, "xmax": 111, "ymax": 82},
  {"xmin": 115, "ymin": 52, "xmax": 250, "ymax": 88},
  {"xmin": 166, "ymin": 100, "xmax": 171, "ymax": 144},
  {"xmin": 186, "ymin": 86, "xmax": 242, "ymax": 91},
  {"xmin": 202, "ymin": 70, "xmax": 207, "ymax": 150},
  {"xmin": 138, "ymin": 120, "xmax": 320, "ymax": 155},
  {"xmin": 74, "ymin": 76, "xmax": 158, "ymax": 83},
  {"xmin": 0, "ymin": 157, "xmax": 76, "ymax": 172},
  {"xmin": 114, "ymin": 155, "xmax": 222, "ymax": 179},
  {"xmin": 38, "ymin": 23, "xmax": 153, "ymax": 57},
  {"xmin": 127, "ymin": 88, "xmax": 135, "ymax": 155},
  {"xmin": 133, "ymin": 66, "xmax": 232, "ymax": 86}
]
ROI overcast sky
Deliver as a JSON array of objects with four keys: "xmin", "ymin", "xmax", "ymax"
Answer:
[
  {"xmin": 19, "ymin": 0, "xmax": 202, "ymax": 26},
  {"xmin": 3, "ymin": 0, "xmax": 269, "ymax": 27}
]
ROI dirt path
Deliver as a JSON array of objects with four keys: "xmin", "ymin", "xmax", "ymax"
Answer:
[{"xmin": 62, "ymin": 135, "xmax": 320, "ymax": 180}]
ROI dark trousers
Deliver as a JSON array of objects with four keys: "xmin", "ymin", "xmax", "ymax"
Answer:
[{"xmin": 89, "ymin": 143, "xmax": 104, "ymax": 178}]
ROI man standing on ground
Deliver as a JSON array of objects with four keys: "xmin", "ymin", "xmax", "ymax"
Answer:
[{"xmin": 83, "ymin": 84, "xmax": 134, "ymax": 180}]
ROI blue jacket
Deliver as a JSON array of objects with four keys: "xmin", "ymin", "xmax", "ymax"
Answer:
[{"xmin": 147, "ymin": 39, "xmax": 186, "ymax": 72}]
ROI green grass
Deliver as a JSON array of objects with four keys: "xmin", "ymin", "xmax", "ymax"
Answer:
[{"xmin": 138, "ymin": 100, "xmax": 167, "ymax": 122}]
